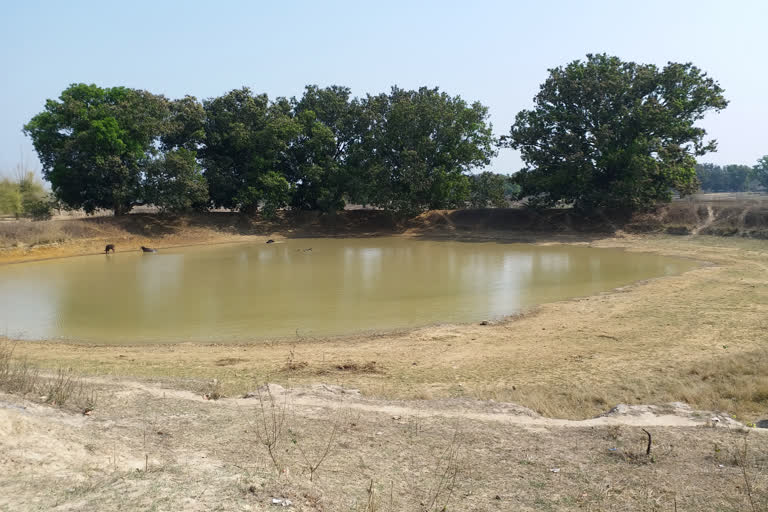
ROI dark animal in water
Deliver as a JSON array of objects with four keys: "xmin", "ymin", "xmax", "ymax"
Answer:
[
  {"xmin": 140, "ymin": 246, "xmax": 157, "ymax": 253},
  {"xmin": 266, "ymin": 239, "xmax": 275, "ymax": 244},
  {"xmin": 104, "ymin": 244, "xmax": 115, "ymax": 254}
]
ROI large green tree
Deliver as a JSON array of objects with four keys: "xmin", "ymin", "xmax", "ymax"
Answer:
[
  {"xmin": 24, "ymin": 84, "xmax": 169, "ymax": 215},
  {"xmin": 285, "ymin": 85, "xmax": 361, "ymax": 212},
  {"xmin": 350, "ymin": 87, "xmax": 496, "ymax": 214},
  {"xmin": 145, "ymin": 96, "xmax": 209, "ymax": 213},
  {"xmin": 201, "ymin": 88, "xmax": 297, "ymax": 216},
  {"xmin": 507, "ymin": 54, "xmax": 728, "ymax": 210}
]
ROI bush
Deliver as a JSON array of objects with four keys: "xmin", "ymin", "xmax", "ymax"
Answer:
[{"xmin": 24, "ymin": 195, "xmax": 55, "ymax": 220}]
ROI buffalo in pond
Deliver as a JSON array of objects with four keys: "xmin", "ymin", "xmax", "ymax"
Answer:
[
  {"xmin": 266, "ymin": 239, "xmax": 275, "ymax": 244},
  {"xmin": 104, "ymin": 244, "xmax": 115, "ymax": 254},
  {"xmin": 141, "ymin": 246, "xmax": 157, "ymax": 253}
]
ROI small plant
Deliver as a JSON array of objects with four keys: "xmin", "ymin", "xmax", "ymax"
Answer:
[
  {"xmin": 283, "ymin": 346, "xmax": 308, "ymax": 371},
  {"xmin": 202, "ymin": 378, "xmax": 223, "ymax": 400},
  {"xmin": 288, "ymin": 412, "xmax": 342, "ymax": 482},
  {"xmin": 363, "ymin": 479, "xmax": 378, "ymax": 512},
  {"xmin": 733, "ymin": 437, "xmax": 762, "ymax": 512},
  {"xmin": 421, "ymin": 430, "xmax": 464, "ymax": 512},
  {"xmin": 250, "ymin": 383, "xmax": 288, "ymax": 474},
  {"xmin": 619, "ymin": 429, "xmax": 656, "ymax": 464}
]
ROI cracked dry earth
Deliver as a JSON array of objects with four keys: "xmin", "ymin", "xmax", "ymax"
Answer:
[{"xmin": 1, "ymin": 378, "xmax": 766, "ymax": 512}]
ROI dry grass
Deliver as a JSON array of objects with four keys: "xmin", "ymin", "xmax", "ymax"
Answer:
[
  {"xmin": 0, "ymin": 219, "xmax": 98, "ymax": 248},
  {"xmin": 1, "ymin": 377, "xmax": 766, "ymax": 511},
  {"xmin": 0, "ymin": 340, "xmax": 96, "ymax": 413}
]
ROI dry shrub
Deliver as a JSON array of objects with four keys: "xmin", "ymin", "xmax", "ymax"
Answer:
[
  {"xmin": 0, "ymin": 340, "xmax": 97, "ymax": 413},
  {"xmin": 283, "ymin": 347, "xmax": 308, "ymax": 372},
  {"xmin": 0, "ymin": 219, "xmax": 100, "ymax": 248},
  {"xmin": 202, "ymin": 378, "xmax": 223, "ymax": 400}
]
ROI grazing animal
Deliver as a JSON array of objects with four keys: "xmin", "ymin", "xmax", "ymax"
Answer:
[
  {"xmin": 104, "ymin": 244, "xmax": 115, "ymax": 254},
  {"xmin": 266, "ymin": 239, "xmax": 275, "ymax": 244},
  {"xmin": 140, "ymin": 246, "xmax": 157, "ymax": 253}
]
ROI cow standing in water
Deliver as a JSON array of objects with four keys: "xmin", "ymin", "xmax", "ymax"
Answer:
[
  {"xmin": 105, "ymin": 244, "xmax": 115, "ymax": 254},
  {"xmin": 141, "ymin": 246, "xmax": 157, "ymax": 253}
]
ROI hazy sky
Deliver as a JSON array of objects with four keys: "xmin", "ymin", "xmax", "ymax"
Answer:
[{"xmin": 1, "ymin": 0, "xmax": 765, "ymax": 179}]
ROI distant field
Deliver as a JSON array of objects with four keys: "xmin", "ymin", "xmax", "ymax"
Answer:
[{"xmin": 675, "ymin": 191, "xmax": 768, "ymax": 205}]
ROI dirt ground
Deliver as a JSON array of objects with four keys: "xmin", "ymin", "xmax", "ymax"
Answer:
[
  {"xmin": 1, "ymin": 379, "xmax": 766, "ymax": 511},
  {"xmin": 2, "ymin": 207, "xmax": 768, "ymax": 510}
]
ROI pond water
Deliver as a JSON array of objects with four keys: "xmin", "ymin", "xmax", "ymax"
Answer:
[{"xmin": 0, "ymin": 238, "xmax": 697, "ymax": 344}]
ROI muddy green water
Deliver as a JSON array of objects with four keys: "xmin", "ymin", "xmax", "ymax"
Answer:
[{"xmin": 0, "ymin": 238, "xmax": 697, "ymax": 343}]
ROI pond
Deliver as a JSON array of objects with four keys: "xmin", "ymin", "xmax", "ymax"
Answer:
[{"xmin": 0, "ymin": 238, "xmax": 698, "ymax": 343}]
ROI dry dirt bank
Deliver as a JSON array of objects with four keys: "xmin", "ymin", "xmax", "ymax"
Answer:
[
  {"xmin": 2, "ymin": 200, "xmax": 768, "ymax": 264},
  {"xmin": 1, "ymin": 378, "xmax": 766, "ymax": 511}
]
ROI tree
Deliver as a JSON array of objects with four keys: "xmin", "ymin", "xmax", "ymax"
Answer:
[
  {"xmin": 24, "ymin": 84, "xmax": 169, "ymax": 215},
  {"xmin": 201, "ymin": 88, "xmax": 297, "ymax": 215},
  {"xmin": 469, "ymin": 172, "xmax": 508, "ymax": 208},
  {"xmin": 753, "ymin": 156, "xmax": 768, "ymax": 190},
  {"xmin": 507, "ymin": 54, "xmax": 728, "ymax": 210},
  {"xmin": 142, "ymin": 96, "xmax": 209, "ymax": 213},
  {"xmin": 143, "ymin": 148, "xmax": 209, "ymax": 212},
  {"xmin": 696, "ymin": 163, "xmax": 754, "ymax": 192},
  {"xmin": 285, "ymin": 85, "xmax": 360, "ymax": 212},
  {"xmin": 351, "ymin": 86, "xmax": 496, "ymax": 214}
]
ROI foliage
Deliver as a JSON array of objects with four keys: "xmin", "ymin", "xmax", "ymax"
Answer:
[
  {"xmin": 0, "ymin": 172, "xmax": 52, "ymax": 219},
  {"xmin": 507, "ymin": 54, "xmax": 728, "ymax": 210},
  {"xmin": 469, "ymin": 172, "xmax": 509, "ymax": 208},
  {"xmin": 143, "ymin": 149, "xmax": 209, "ymax": 213},
  {"xmin": 201, "ymin": 88, "xmax": 299, "ymax": 215},
  {"xmin": 286, "ymin": 85, "xmax": 360, "ymax": 212},
  {"xmin": 753, "ymin": 155, "xmax": 768, "ymax": 190},
  {"xmin": 696, "ymin": 163, "xmax": 756, "ymax": 192},
  {"xmin": 351, "ymin": 86, "xmax": 496, "ymax": 214},
  {"xmin": 24, "ymin": 84, "xmax": 170, "ymax": 215},
  {"xmin": 503, "ymin": 179, "xmax": 522, "ymax": 201},
  {"xmin": 0, "ymin": 179, "xmax": 22, "ymax": 217}
]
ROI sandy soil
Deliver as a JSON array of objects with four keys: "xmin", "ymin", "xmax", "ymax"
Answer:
[{"xmin": 1, "ymin": 378, "xmax": 766, "ymax": 511}]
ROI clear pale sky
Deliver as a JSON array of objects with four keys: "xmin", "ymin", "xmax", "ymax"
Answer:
[{"xmin": 1, "ymin": 0, "xmax": 765, "ymax": 179}]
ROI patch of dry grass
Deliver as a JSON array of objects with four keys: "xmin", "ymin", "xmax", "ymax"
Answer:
[
  {"xmin": 0, "ymin": 219, "xmax": 98, "ymax": 248},
  {"xmin": 0, "ymin": 340, "xmax": 96, "ymax": 413}
]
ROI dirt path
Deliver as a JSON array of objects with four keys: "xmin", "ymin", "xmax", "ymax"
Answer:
[
  {"xmin": 691, "ymin": 205, "xmax": 715, "ymax": 235},
  {"xmin": 86, "ymin": 376, "xmax": 748, "ymax": 429}
]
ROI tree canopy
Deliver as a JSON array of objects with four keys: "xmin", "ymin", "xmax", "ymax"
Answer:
[
  {"xmin": 351, "ymin": 87, "xmax": 496, "ymax": 214},
  {"xmin": 24, "ymin": 59, "xmax": 733, "ymax": 219},
  {"xmin": 24, "ymin": 84, "xmax": 168, "ymax": 215},
  {"xmin": 507, "ymin": 54, "xmax": 728, "ymax": 210},
  {"xmin": 696, "ymin": 163, "xmax": 756, "ymax": 192},
  {"xmin": 753, "ymin": 156, "xmax": 768, "ymax": 191},
  {"xmin": 24, "ymin": 84, "xmax": 209, "ymax": 215},
  {"xmin": 201, "ymin": 88, "xmax": 297, "ymax": 216}
]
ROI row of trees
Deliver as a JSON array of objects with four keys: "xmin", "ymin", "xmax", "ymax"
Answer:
[
  {"xmin": 25, "ymin": 54, "xmax": 731, "ymax": 216},
  {"xmin": 24, "ymin": 84, "xmax": 515, "ymax": 216},
  {"xmin": 696, "ymin": 159, "xmax": 768, "ymax": 192}
]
